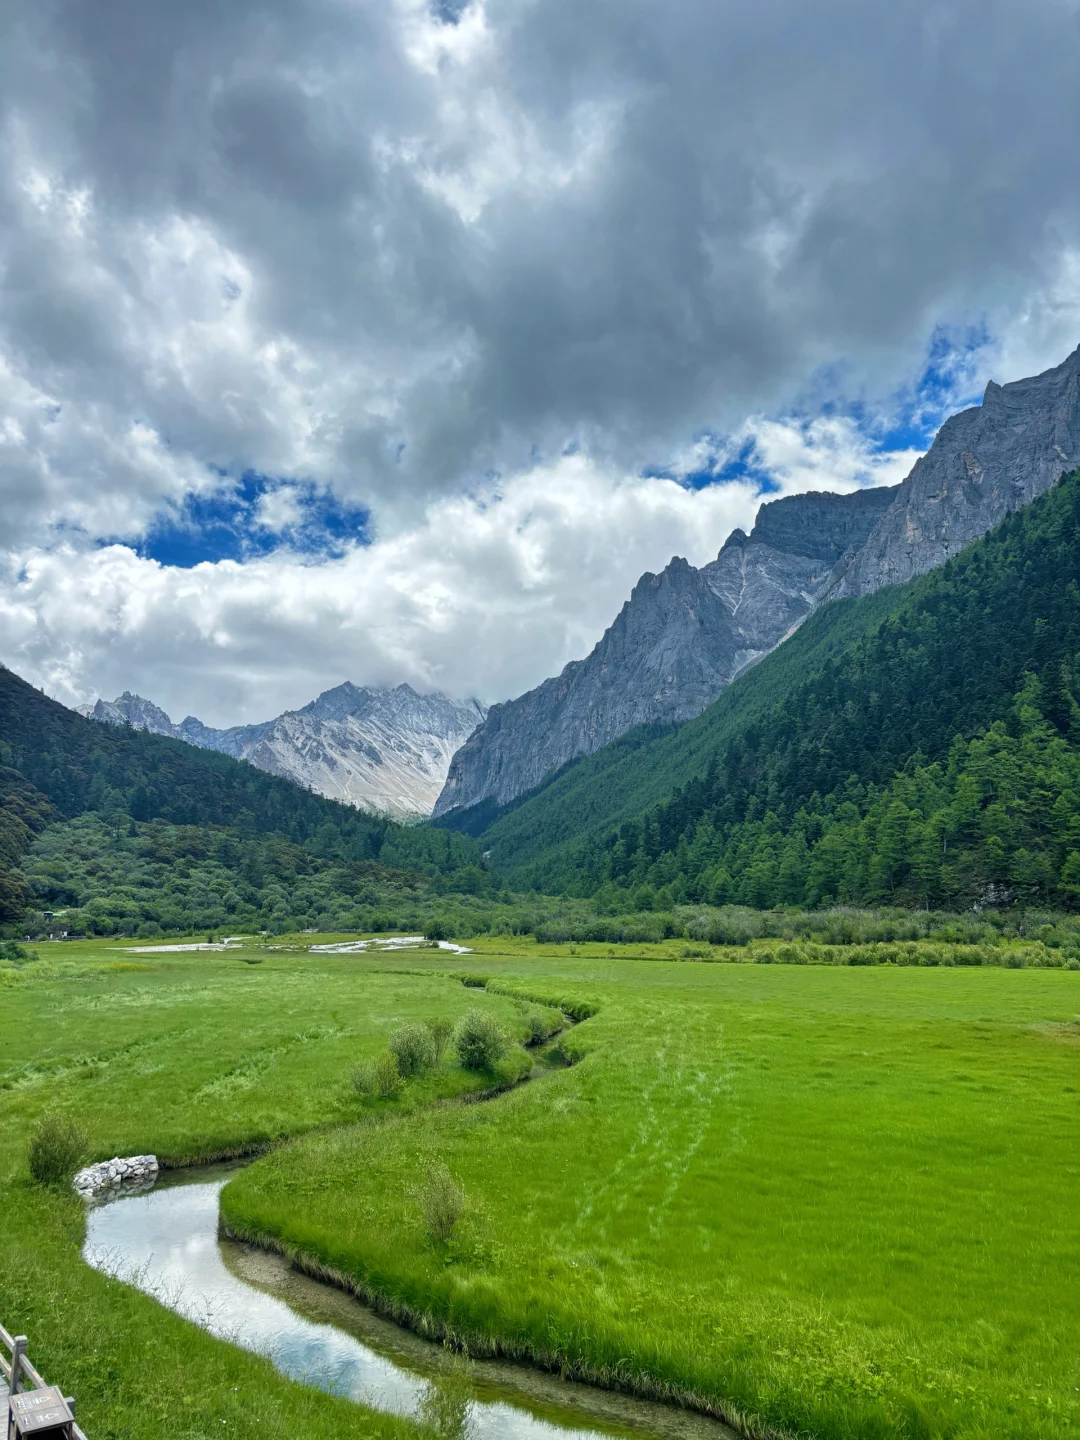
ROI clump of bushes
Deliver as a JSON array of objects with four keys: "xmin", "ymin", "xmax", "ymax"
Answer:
[
  {"xmin": 389, "ymin": 1023, "xmax": 437, "ymax": 1077},
  {"xmin": 419, "ymin": 1161, "xmax": 465, "ymax": 1243},
  {"xmin": 455, "ymin": 1008, "xmax": 508, "ymax": 1070},
  {"xmin": 0, "ymin": 940, "xmax": 37, "ymax": 964},
  {"xmin": 28, "ymin": 1113, "xmax": 88, "ymax": 1187},
  {"xmin": 351, "ymin": 1050, "xmax": 405, "ymax": 1099}
]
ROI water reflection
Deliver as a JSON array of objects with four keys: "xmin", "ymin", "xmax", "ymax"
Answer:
[{"xmin": 83, "ymin": 1170, "xmax": 732, "ymax": 1440}]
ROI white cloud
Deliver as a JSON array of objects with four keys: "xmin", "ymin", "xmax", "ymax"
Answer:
[
  {"xmin": 0, "ymin": 413, "xmax": 917, "ymax": 722},
  {"xmin": 254, "ymin": 484, "xmax": 307, "ymax": 533},
  {"xmin": 1, "ymin": 0, "xmax": 1079, "ymax": 722}
]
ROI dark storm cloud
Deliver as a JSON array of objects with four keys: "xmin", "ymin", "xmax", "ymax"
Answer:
[{"xmin": 2, "ymin": 0, "xmax": 1080, "ymax": 541}]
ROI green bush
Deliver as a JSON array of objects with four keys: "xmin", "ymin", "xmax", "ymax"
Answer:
[
  {"xmin": 419, "ymin": 1162, "xmax": 465, "ymax": 1243},
  {"xmin": 425, "ymin": 1016, "xmax": 454, "ymax": 1065},
  {"xmin": 0, "ymin": 940, "xmax": 36, "ymax": 964},
  {"xmin": 389, "ymin": 1023, "xmax": 437, "ymax": 1078},
  {"xmin": 28, "ymin": 1113, "xmax": 88, "ymax": 1187},
  {"xmin": 454, "ymin": 1008, "xmax": 508, "ymax": 1070},
  {"xmin": 351, "ymin": 1050, "xmax": 405, "ymax": 1099}
]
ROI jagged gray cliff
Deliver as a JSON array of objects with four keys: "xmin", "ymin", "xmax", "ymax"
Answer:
[
  {"xmin": 833, "ymin": 345, "xmax": 1080, "ymax": 596},
  {"xmin": 436, "ymin": 343, "xmax": 1080, "ymax": 823},
  {"xmin": 433, "ymin": 485, "xmax": 896, "ymax": 819},
  {"xmin": 82, "ymin": 682, "xmax": 486, "ymax": 819}
]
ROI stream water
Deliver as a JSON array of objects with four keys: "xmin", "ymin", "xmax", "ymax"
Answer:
[{"xmin": 83, "ymin": 1164, "xmax": 733, "ymax": 1440}]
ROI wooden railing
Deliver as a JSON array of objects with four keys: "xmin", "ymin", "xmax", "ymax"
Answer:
[{"xmin": 0, "ymin": 1322, "xmax": 88, "ymax": 1438}]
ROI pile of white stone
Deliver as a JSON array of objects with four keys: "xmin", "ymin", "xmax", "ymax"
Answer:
[{"xmin": 74, "ymin": 1154, "xmax": 158, "ymax": 1199}]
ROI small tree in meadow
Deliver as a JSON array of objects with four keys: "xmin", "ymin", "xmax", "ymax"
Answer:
[{"xmin": 454, "ymin": 1009, "xmax": 508, "ymax": 1070}]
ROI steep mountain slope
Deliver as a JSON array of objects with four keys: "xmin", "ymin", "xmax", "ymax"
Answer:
[
  {"xmin": 438, "ymin": 344, "xmax": 1080, "ymax": 825},
  {"xmin": 435, "ymin": 485, "xmax": 896, "ymax": 820},
  {"xmin": 84, "ymin": 683, "xmax": 485, "ymax": 819},
  {"xmin": 485, "ymin": 468, "xmax": 1080, "ymax": 907},
  {"xmin": 835, "ymin": 344, "xmax": 1080, "ymax": 595}
]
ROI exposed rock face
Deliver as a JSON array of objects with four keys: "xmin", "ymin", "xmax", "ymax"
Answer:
[
  {"xmin": 437, "ymin": 344, "xmax": 1080, "ymax": 823},
  {"xmin": 84, "ymin": 683, "xmax": 485, "ymax": 819},
  {"xmin": 834, "ymin": 345, "xmax": 1080, "ymax": 596},
  {"xmin": 434, "ymin": 486, "xmax": 896, "ymax": 819}
]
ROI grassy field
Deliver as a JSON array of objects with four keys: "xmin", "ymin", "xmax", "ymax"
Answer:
[
  {"xmin": 0, "ymin": 936, "xmax": 530, "ymax": 1440},
  {"xmin": 223, "ymin": 952, "xmax": 1080, "ymax": 1440},
  {"xmin": 3, "ymin": 935, "xmax": 1079, "ymax": 1440}
]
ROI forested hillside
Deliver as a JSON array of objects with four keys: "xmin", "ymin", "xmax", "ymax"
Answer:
[
  {"xmin": 491, "ymin": 468, "xmax": 1080, "ymax": 909},
  {"xmin": 0, "ymin": 667, "xmax": 487, "ymax": 927}
]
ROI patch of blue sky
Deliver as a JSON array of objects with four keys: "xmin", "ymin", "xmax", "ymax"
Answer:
[
  {"xmin": 658, "ymin": 323, "xmax": 994, "ymax": 495},
  {"xmin": 116, "ymin": 473, "xmax": 370, "ymax": 569},
  {"xmin": 831, "ymin": 322, "xmax": 991, "ymax": 452}
]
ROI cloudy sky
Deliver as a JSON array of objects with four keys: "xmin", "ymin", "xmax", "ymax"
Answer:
[{"xmin": 2, "ymin": 0, "xmax": 1080, "ymax": 724}]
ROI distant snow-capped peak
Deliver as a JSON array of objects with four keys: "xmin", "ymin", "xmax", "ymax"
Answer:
[{"xmin": 82, "ymin": 682, "xmax": 486, "ymax": 819}]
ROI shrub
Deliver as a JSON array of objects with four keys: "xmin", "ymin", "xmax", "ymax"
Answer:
[
  {"xmin": 28, "ymin": 1113, "xmax": 89, "ymax": 1187},
  {"xmin": 0, "ymin": 940, "xmax": 36, "ymax": 964},
  {"xmin": 389, "ymin": 1023, "xmax": 437, "ymax": 1078},
  {"xmin": 455, "ymin": 1008, "xmax": 508, "ymax": 1070},
  {"xmin": 419, "ymin": 1162, "xmax": 465, "ymax": 1243},
  {"xmin": 425, "ymin": 920, "xmax": 449, "ymax": 942},
  {"xmin": 775, "ymin": 944, "xmax": 806, "ymax": 965},
  {"xmin": 425, "ymin": 1016, "xmax": 454, "ymax": 1065},
  {"xmin": 351, "ymin": 1050, "xmax": 405, "ymax": 1099}
]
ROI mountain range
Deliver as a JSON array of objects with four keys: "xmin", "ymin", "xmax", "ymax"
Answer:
[
  {"xmin": 435, "ymin": 343, "xmax": 1080, "ymax": 827},
  {"xmin": 433, "ymin": 485, "xmax": 896, "ymax": 824},
  {"xmin": 82, "ymin": 683, "xmax": 485, "ymax": 820},
  {"xmin": 486, "ymin": 459, "xmax": 1080, "ymax": 909}
]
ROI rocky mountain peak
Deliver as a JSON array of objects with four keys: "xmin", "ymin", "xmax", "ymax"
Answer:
[
  {"xmin": 834, "ymin": 343, "xmax": 1080, "ymax": 597},
  {"xmin": 434, "ymin": 482, "xmax": 896, "ymax": 822},
  {"xmin": 84, "ymin": 682, "xmax": 486, "ymax": 818},
  {"xmin": 436, "ymin": 344, "xmax": 1080, "ymax": 827}
]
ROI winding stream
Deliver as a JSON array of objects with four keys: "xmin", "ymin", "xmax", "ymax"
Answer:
[{"xmin": 83, "ymin": 1164, "xmax": 733, "ymax": 1440}]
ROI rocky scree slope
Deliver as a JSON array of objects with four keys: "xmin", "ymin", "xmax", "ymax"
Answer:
[
  {"xmin": 434, "ymin": 485, "xmax": 896, "ymax": 823},
  {"xmin": 436, "ymin": 344, "xmax": 1080, "ymax": 826},
  {"xmin": 84, "ymin": 682, "xmax": 485, "ymax": 820}
]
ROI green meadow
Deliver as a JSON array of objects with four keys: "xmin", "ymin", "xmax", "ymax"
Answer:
[
  {"xmin": 0, "ymin": 936, "xmax": 526, "ymax": 1440},
  {"xmin": 2, "ymin": 935, "xmax": 1079, "ymax": 1439}
]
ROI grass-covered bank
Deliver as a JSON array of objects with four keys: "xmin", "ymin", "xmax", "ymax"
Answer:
[
  {"xmin": 223, "ymin": 956, "xmax": 1080, "ymax": 1440},
  {"xmin": 0, "ymin": 937, "xmax": 530, "ymax": 1440}
]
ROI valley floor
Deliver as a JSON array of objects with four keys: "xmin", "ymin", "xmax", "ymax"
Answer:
[{"xmin": 2, "ymin": 937, "xmax": 1078, "ymax": 1439}]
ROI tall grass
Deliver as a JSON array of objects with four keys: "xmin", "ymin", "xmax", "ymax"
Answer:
[{"xmin": 27, "ymin": 1113, "xmax": 88, "ymax": 1186}]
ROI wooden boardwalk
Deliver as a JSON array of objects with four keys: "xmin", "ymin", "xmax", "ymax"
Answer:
[{"xmin": 1, "ymin": 1322, "xmax": 87, "ymax": 1438}]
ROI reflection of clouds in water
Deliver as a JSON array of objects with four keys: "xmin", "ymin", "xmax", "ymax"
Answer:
[{"xmin": 82, "ymin": 1180, "xmax": 604, "ymax": 1439}]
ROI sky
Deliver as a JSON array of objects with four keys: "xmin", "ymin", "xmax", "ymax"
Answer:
[{"xmin": 2, "ymin": 0, "xmax": 1080, "ymax": 725}]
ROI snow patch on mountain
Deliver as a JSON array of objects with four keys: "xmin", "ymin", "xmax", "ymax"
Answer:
[{"xmin": 81, "ymin": 682, "xmax": 486, "ymax": 819}]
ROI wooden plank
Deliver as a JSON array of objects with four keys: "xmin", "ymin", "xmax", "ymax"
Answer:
[{"xmin": 11, "ymin": 1336, "xmax": 26, "ymax": 1395}]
